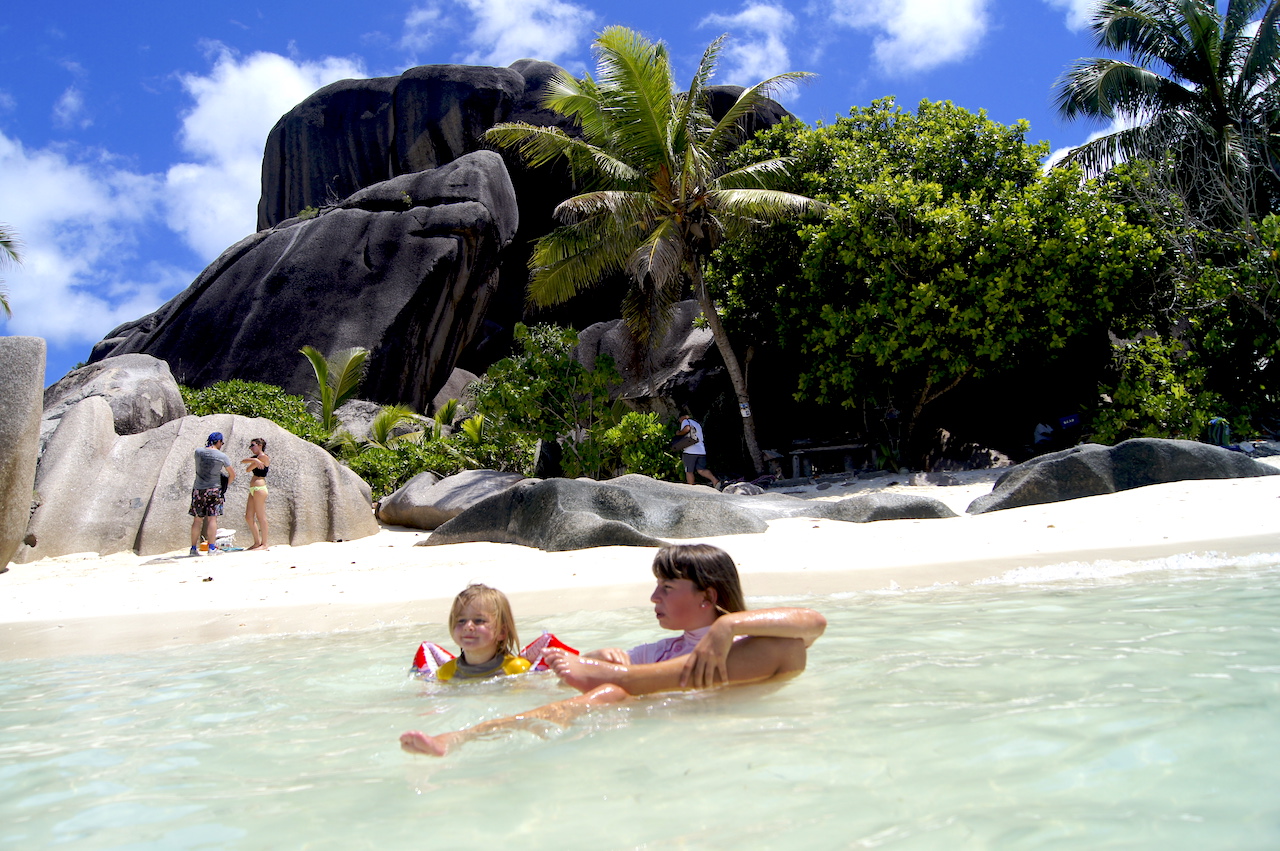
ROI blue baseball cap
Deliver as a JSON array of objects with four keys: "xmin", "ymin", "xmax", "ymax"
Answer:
[{"xmin": 207, "ymin": 432, "xmax": 224, "ymax": 445}]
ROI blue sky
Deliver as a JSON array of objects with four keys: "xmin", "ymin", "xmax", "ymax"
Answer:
[{"xmin": 2, "ymin": 0, "xmax": 1118, "ymax": 385}]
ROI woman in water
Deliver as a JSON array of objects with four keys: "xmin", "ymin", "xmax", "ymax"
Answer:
[
  {"xmin": 241, "ymin": 438, "xmax": 271, "ymax": 551},
  {"xmin": 399, "ymin": 543, "xmax": 825, "ymax": 756}
]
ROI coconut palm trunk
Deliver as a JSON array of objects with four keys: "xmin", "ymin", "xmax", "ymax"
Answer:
[{"xmin": 688, "ymin": 262, "xmax": 763, "ymax": 472}]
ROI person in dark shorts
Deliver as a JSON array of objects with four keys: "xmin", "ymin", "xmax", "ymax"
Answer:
[
  {"xmin": 190, "ymin": 432, "xmax": 235, "ymax": 556},
  {"xmin": 676, "ymin": 412, "xmax": 721, "ymax": 488}
]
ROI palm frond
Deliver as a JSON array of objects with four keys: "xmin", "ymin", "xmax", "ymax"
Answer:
[
  {"xmin": 705, "ymin": 72, "xmax": 814, "ymax": 158},
  {"xmin": 528, "ymin": 220, "xmax": 640, "ymax": 306},
  {"xmin": 707, "ymin": 188, "xmax": 827, "ymax": 223},
  {"xmin": 554, "ymin": 190, "xmax": 659, "ymax": 224},
  {"xmin": 592, "ymin": 25, "xmax": 676, "ymax": 172},
  {"xmin": 485, "ymin": 122, "xmax": 639, "ymax": 184},
  {"xmin": 625, "ymin": 218, "xmax": 684, "ymax": 289},
  {"xmin": 715, "ymin": 157, "xmax": 802, "ymax": 191},
  {"xmin": 328, "ymin": 347, "xmax": 370, "ymax": 409}
]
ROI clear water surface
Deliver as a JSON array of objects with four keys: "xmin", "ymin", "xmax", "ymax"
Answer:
[{"xmin": 3, "ymin": 553, "xmax": 1279, "ymax": 849}]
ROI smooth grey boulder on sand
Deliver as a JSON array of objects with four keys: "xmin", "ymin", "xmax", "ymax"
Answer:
[
  {"xmin": 40, "ymin": 353, "xmax": 186, "ymax": 451},
  {"xmin": 0, "ymin": 337, "xmax": 45, "ymax": 570},
  {"xmin": 378, "ymin": 469, "xmax": 524, "ymax": 530},
  {"xmin": 967, "ymin": 437, "xmax": 1280, "ymax": 514},
  {"xmin": 89, "ymin": 151, "xmax": 518, "ymax": 412},
  {"xmin": 15, "ymin": 406, "xmax": 378, "ymax": 563},
  {"xmin": 424, "ymin": 474, "xmax": 956, "ymax": 552},
  {"xmin": 824, "ymin": 492, "xmax": 958, "ymax": 523}
]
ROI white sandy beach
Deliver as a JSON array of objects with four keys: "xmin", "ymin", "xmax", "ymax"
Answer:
[{"xmin": 4, "ymin": 468, "xmax": 1280, "ymax": 660}]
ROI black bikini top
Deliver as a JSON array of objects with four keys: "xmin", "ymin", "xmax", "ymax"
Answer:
[{"xmin": 252, "ymin": 465, "xmax": 269, "ymax": 478}]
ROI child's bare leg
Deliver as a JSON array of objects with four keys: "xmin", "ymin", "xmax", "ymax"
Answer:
[
  {"xmin": 548, "ymin": 637, "xmax": 807, "ymax": 695},
  {"xmin": 399, "ymin": 683, "xmax": 630, "ymax": 757}
]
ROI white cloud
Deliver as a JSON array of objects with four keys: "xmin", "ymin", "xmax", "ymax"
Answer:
[
  {"xmin": 164, "ymin": 45, "xmax": 365, "ymax": 261},
  {"xmin": 52, "ymin": 86, "xmax": 91, "ymax": 129},
  {"xmin": 828, "ymin": 0, "xmax": 989, "ymax": 74},
  {"xmin": 0, "ymin": 132, "xmax": 191, "ymax": 346},
  {"xmin": 701, "ymin": 3, "xmax": 797, "ymax": 84},
  {"xmin": 460, "ymin": 0, "xmax": 596, "ymax": 65},
  {"xmin": 400, "ymin": 4, "xmax": 444, "ymax": 54},
  {"xmin": 1042, "ymin": 0, "xmax": 1100, "ymax": 32}
]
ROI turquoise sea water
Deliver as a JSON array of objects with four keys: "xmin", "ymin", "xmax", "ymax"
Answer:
[{"xmin": 3, "ymin": 554, "xmax": 1279, "ymax": 849}]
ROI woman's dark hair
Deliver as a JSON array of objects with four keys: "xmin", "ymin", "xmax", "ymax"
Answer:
[
  {"xmin": 651, "ymin": 543, "xmax": 746, "ymax": 616},
  {"xmin": 251, "ymin": 438, "xmax": 267, "ymax": 451}
]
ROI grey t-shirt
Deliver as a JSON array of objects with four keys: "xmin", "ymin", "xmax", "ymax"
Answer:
[{"xmin": 193, "ymin": 447, "xmax": 231, "ymax": 490}]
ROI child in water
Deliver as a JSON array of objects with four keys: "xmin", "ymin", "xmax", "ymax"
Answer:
[{"xmin": 433, "ymin": 584, "xmax": 531, "ymax": 681}]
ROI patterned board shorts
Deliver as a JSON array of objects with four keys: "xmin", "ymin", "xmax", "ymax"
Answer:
[{"xmin": 189, "ymin": 486, "xmax": 225, "ymax": 518}]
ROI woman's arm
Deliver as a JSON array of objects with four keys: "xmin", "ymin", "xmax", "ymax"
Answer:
[{"xmin": 682, "ymin": 608, "xmax": 827, "ymax": 688}]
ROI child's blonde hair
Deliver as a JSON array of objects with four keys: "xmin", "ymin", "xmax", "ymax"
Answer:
[{"xmin": 448, "ymin": 584, "xmax": 520, "ymax": 656}]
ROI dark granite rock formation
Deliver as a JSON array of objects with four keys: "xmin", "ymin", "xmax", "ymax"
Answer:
[
  {"xmin": 824, "ymin": 493, "xmax": 958, "ymax": 522},
  {"xmin": 16, "ymin": 403, "xmax": 378, "ymax": 562},
  {"xmin": 41, "ymin": 354, "xmax": 186, "ymax": 452},
  {"xmin": 90, "ymin": 152, "xmax": 517, "ymax": 410},
  {"xmin": 574, "ymin": 300, "xmax": 720, "ymax": 402},
  {"xmin": 966, "ymin": 438, "xmax": 1279, "ymax": 514},
  {"xmin": 377, "ymin": 469, "xmax": 525, "ymax": 530},
  {"xmin": 423, "ymin": 474, "xmax": 955, "ymax": 551},
  {"xmin": 0, "ymin": 337, "xmax": 45, "ymax": 569}
]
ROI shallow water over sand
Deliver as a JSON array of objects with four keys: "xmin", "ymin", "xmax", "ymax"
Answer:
[{"xmin": 3, "ymin": 554, "xmax": 1279, "ymax": 849}]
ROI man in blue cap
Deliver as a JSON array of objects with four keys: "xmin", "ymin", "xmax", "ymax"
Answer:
[{"xmin": 190, "ymin": 432, "xmax": 235, "ymax": 556}]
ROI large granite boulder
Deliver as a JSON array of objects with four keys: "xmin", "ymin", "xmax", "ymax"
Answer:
[
  {"xmin": 824, "ymin": 493, "xmax": 958, "ymax": 523},
  {"xmin": 378, "ymin": 469, "xmax": 525, "ymax": 530},
  {"xmin": 40, "ymin": 353, "xmax": 185, "ymax": 452},
  {"xmin": 574, "ymin": 300, "xmax": 719, "ymax": 401},
  {"xmin": 15, "ymin": 405, "xmax": 378, "ymax": 562},
  {"xmin": 424, "ymin": 474, "xmax": 955, "ymax": 551},
  {"xmin": 967, "ymin": 438, "xmax": 1280, "ymax": 514},
  {"xmin": 0, "ymin": 337, "xmax": 45, "ymax": 569},
  {"xmin": 89, "ymin": 152, "xmax": 518, "ymax": 411}
]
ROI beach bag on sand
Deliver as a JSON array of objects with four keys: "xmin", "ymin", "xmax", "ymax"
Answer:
[{"xmin": 411, "ymin": 632, "xmax": 578, "ymax": 679}]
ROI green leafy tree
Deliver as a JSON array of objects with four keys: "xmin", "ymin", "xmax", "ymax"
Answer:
[
  {"xmin": 713, "ymin": 99, "xmax": 1164, "ymax": 461},
  {"xmin": 483, "ymin": 26, "xmax": 823, "ymax": 474},
  {"xmin": 1054, "ymin": 0, "xmax": 1280, "ymax": 224},
  {"xmin": 299, "ymin": 345, "xmax": 369, "ymax": 432},
  {"xmin": 0, "ymin": 223, "xmax": 21, "ymax": 318},
  {"xmin": 799, "ymin": 166, "xmax": 1161, "ymax": 453}
]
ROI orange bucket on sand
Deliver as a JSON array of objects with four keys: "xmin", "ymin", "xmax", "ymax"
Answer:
[{"xmin": 198, "ymin": 542, "xmax": 209, "ymax": 552}]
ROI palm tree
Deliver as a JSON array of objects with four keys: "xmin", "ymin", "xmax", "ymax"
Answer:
[
  {"xmin": 299, "ymin": 345, "xmax": 370, "ymax": 433},
  {"xmin": 1054, "ymin": 0, "xmax": 1280, "ymax": 223},
  {"xmin": 484, "ymin": 26, "xmax": 822, "ymax": 474},
  {"xmin": 0, "ymin": 224, "xmax": 21, "ymax": 318}
]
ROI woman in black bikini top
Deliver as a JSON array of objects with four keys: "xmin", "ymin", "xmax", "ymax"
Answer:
[{"xmin": 241, "ymin": 438, "xmax": 271, "ymax": 550}]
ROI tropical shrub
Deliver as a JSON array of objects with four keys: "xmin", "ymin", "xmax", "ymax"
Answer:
[
  {"xmin": 600, "ymin": 412, "xmax": 683, "ymax": 480},
  {"xmin": 179, "ymin": 380, "xmax": 328, "ymax": 445},
  {"xmin": 467, "ymin": 323, "xmax": 623, "ymax": 477}
]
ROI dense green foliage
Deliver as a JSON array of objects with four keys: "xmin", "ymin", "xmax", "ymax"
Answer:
[
  {"xmin": 179, "ymin": 380, "xmax": 329, "ymax": 445},
  {"xmin": 711, "ymin": 99, "xmax": 1164, "ymax": 459},
  {"xmin": 1053, "ymin": 1, "xmax": 1280, "ymax": 441},
  {"xmin": 600, "ymin": 411, "xmax": 683, "ymax": 480},
  {"xmin": 468, "ymin": 323, "xmax": 622, "ymax": 478}
]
